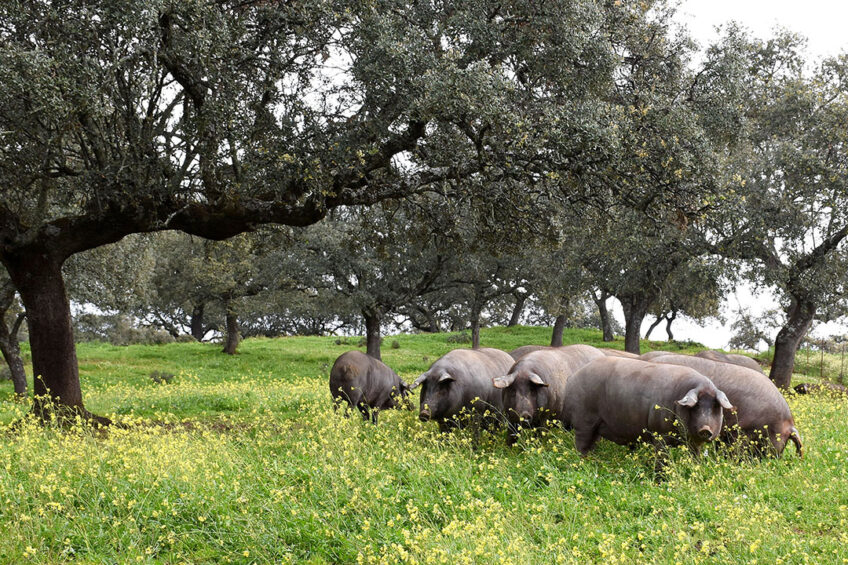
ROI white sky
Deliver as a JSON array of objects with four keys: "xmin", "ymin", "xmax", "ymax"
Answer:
[
  {"xmin": 676, "ymin": 0, "xmax": 848, "ymax": 60},
  {"xmin": 616, "ymin": 1, "xmax": 848, "ymax": 350}
]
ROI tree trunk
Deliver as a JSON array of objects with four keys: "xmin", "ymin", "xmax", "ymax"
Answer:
[
  {"xmin": 363, "ymin": 310, "xmax": 382, "ymax": 360},
  {"xmin": 222, "ymin": 302, "xmax": 240, "ymax": 355},
  {"xmin": 644, "ymin": 315, "xmax": 664, "ymax": 340},
  {"xmin": 665, "ymin": 310, "xmax": 677, "ymax": 341},
  {"xmin": 470, "ymin": 304, "xmax": 482, "ymax": 349},
  {"xmin": 769, "ymin": 297, "xmax": 816, "ymax": 389},
  {"xmin": 416, "ymin": 305, "xmax": 440, "ymax": 333},
  {"xmin": 620, "ymin": 296, "xmax": 650, "ymax": 355},
  {"xmin": 508, "ymin": 294, "xmax": 526, "ymax": 327},
  {"xmin": 5, "ymin": 254, "xmax": 105, "ymax": 422},
  {"xmin": 190, "ymin": 302, "xmax": 206, "ymax": 341},
  {"xmin": 0, "ymin": 314, "xmax": 27, "ymax": 397},
  {"xmin": 426, "ymin": 311, "xmax": 440, "ymax": 333},
  {"xmin": 551, "ymin": 314, "xmax": 567, "ymax": 347},
  {"xmin": 593, "ymin": 290, "xmax": 614, "ymax": 342}
]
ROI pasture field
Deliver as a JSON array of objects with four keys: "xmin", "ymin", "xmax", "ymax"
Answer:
[{"xmin": 0, "ymin": 327, "xmax": 846, "ymax": 564}]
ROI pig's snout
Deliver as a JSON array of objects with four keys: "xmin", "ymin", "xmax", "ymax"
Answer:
[
  {"xmin": 698, "ymin": 425, "xmax": 714, "ymax": 440},
  {"xmin": 419, "ymin": 408, "xmax": 431, "ymax": 422}
]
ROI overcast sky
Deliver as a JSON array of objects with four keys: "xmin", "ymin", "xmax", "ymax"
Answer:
[
  {"xmin": 676, "ymin": 0, "xmax": 848, "ymax": 59},
  {"xmin": 615, "ymin": 1, "xmax": 848, "ymax": 350}
]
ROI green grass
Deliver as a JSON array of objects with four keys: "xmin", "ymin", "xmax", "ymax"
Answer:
[{"xmin": 0, "ymin": 327, "xmax": 844, "ymax": 564}]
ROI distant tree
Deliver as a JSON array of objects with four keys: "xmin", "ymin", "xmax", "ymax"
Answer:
[
  {"xmin": 578, "ymin": 209, "xmax": 702, "ymax": 354},
  {"xmin": 644, "ymin": 259, "xmax": 724, "ymax": 341},
  {"xmin": 239, "ymin": 288, "xmax": 358, "ymax": 338},
  {"xmin": 728, "ymin": 307, "xmax": 783, "ymax": 351},
  {"xmin": 294, "ymin": 201, "xmax": 447, "ymax": 360}
]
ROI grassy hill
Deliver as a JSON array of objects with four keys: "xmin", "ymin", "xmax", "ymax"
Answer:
[{"xmin": 0, "ymin": 328, "xmax": 844, "ymax": 563}]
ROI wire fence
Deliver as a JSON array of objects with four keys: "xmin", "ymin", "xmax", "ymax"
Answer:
[{"xmin": 782, "ymin": 338, "xmax": 848, "ymax": 384}]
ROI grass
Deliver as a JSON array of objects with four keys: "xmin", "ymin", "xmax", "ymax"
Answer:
[{"xmin": 0, "ymin": 327, "xmax": 844, "ymax": 564}]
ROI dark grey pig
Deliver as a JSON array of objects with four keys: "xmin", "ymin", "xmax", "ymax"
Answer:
[
  {"xmin": 508, "ymin": 345, "xmax": 551, "ymax": 361},
  {"xmin": 652, "ymin": 354, "xmax": 801, "ymax": 456},
  {"xmin": 411, "ymin": 348, "xmax": 514, "ymax": 433},
  {"xmin": 329, "ymin": 351, "xmax": 410, "ymax": 424},
  {"xmin": 494, "ymin": 344, "xmax": 605, "ymax": 445},
  {"xmin": 564, "ymin": 357, "xmax": 734, "ymax": 457},
  {"xmin": 695, "ymin": 350, "xmax": 763, "ymax": 373}
]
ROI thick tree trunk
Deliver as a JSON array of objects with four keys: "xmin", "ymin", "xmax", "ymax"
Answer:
[
  {"xmin": 470, "ymin": 306, "xmax": 481, "ymax": 349},
  {"xmin": 620, "ymin": 296, "xmax": 650, "ymax": 355},
  {"xmin": 190, "ymin": 302, "xmax": 206, "ymax": 341},
  {"xmin": 222, "ymin": 302, "xmax": 240, "ymax": 355},
  {"xmin": 0, "ymin": 314, "xmax": 27, "ymax": 397},
  {"xmin": 508, "ymin": 294, "xmax": 526, "ymax": 327},
  {"xmin": 5, "ymin": 254, "xmax": 106, "ymax": 422},
  {"xmin": 593, "ymin": 291, "xmax": 615, "ymax": 342},
  {"xmin": 551, "ymin": 314, "xmax": 568, "ymax": 347},
  {"xmin": 363, "ymin": 310, "xmax": 382, "ymax": 360},
  {"xmin": 769, "ymin": 297, "xmax": 816, "ymax": 389}
]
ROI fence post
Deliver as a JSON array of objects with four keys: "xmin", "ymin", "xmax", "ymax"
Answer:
[{"xmin": 805, "ymin": 342, "xmax": 810, "ymax": 376}]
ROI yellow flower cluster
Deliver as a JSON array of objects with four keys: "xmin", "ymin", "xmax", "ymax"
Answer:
[{"xmin": 0, "ymin": 338, "xmax": 845, "ymax": 563}]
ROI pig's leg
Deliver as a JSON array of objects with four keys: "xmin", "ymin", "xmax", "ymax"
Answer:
[{"xmin": 573, "ymin": 421, "xmax": 600, "ymax": 455}]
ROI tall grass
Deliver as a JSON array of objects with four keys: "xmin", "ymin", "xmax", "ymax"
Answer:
[{"xmin": 0, "ymin": 328, "xmax": 844, "ymax": 564}]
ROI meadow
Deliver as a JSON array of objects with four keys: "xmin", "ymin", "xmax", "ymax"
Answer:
[{"xmin": 0, "ymin": 327, "xmax": 846, "ymax": 564}]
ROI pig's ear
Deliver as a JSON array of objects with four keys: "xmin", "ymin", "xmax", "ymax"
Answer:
[
  {"xmin": 493, "ymin": 374, "xmax": 515, "ymax": 389},
  {"xmin": 716, "ymin": 390, "xmax": 735, "ymax": 411},
  {"xmin": 438, "ymin": 372, "xmax": 455, "ymax": 383},
  {"xmin": 528, "ymin": 373, "xmax": 549, "ymax": 387},
  {"xmin": 409, "ymin": 373, "xmax": 427, "ymax": 390},
  {"xmin": 676, "ymin": 388, "xmax": 699, "ymax": 407}
]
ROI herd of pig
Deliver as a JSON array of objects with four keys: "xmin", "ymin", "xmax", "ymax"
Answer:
[{"xmin": 329, "ymin": 345, "xmax": 803, "ymax": 461}]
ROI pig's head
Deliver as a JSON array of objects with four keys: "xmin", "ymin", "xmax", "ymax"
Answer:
[
  {"xmin": 410, "ymin": 369, "xmax": 464, "ymax": 423},
  {"xmin": 493, "ymin": 370, "xmax": 550, "ymax": 429},
  {"xmin": 674, "ymin": 385, "xmax": 734, "ymax": 443}
]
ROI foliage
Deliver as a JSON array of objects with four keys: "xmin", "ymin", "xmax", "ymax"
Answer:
[
  {"xmin": 0, "ymin": 330, "xmax": 836, "ymax": 564},
  {"xmin": 73, "ymin": 313, "xmax": 176, "ymax": 346},
  {"xmin": 728, "ymin": 308, "xmax": 784, "ymax": 351},
  {"xmin": 705, "ymin": 28, "xmax": 848, "ymax": 385}
]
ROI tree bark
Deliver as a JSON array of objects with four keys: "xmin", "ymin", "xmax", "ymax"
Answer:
[
  {"xmin": 620, "ymin": 296, "xmax": 650, "ymax": 355},
  {"xmin": 413, "ymin": 305, "xmax": 440, "ymax": 333},
  {"xmin": 425, "ymin": 311, "xmax": 440, "ymax": 333},
  {"xmin": 769, "ymin": 297, "xmax": 816, "ymax": 389},
  {"xmin": 190, "ymin": 302, "xmax": 206, "ymax": 341},
  {"xmin": 363, "ymin": 310, "xmax": 382, "ymax": 360},
  {"xmin": 508, "ymin": 294, "xmax": 526, "ymax": 327},
  {"xmin": 644, "ymin": 315, "xmax": 664, "ymax": 340},
  {"xmin": 4, "ymin": 253, "xmax": 105, "ymax": 422},
  {"xmin": 665, "ymin": 309, "xmax": 677, "ymax": 341},
  {"xmin": 593, "ymin": 290, "xmax": 614, "ymax": 342},
  {"xmin": 470, "ymin": 304, "xmax": 482, "ymax": 349},
  {"xmin": 222, "ymin": 302, "xmax": 240, "ymax": 355},
  {"xmin": 551, "ymin": 314, "xmax": 567, "ymax": 347},
  {"xmin": 0, "ymin": 313, "xmax": 27, "ymax": 397}
]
